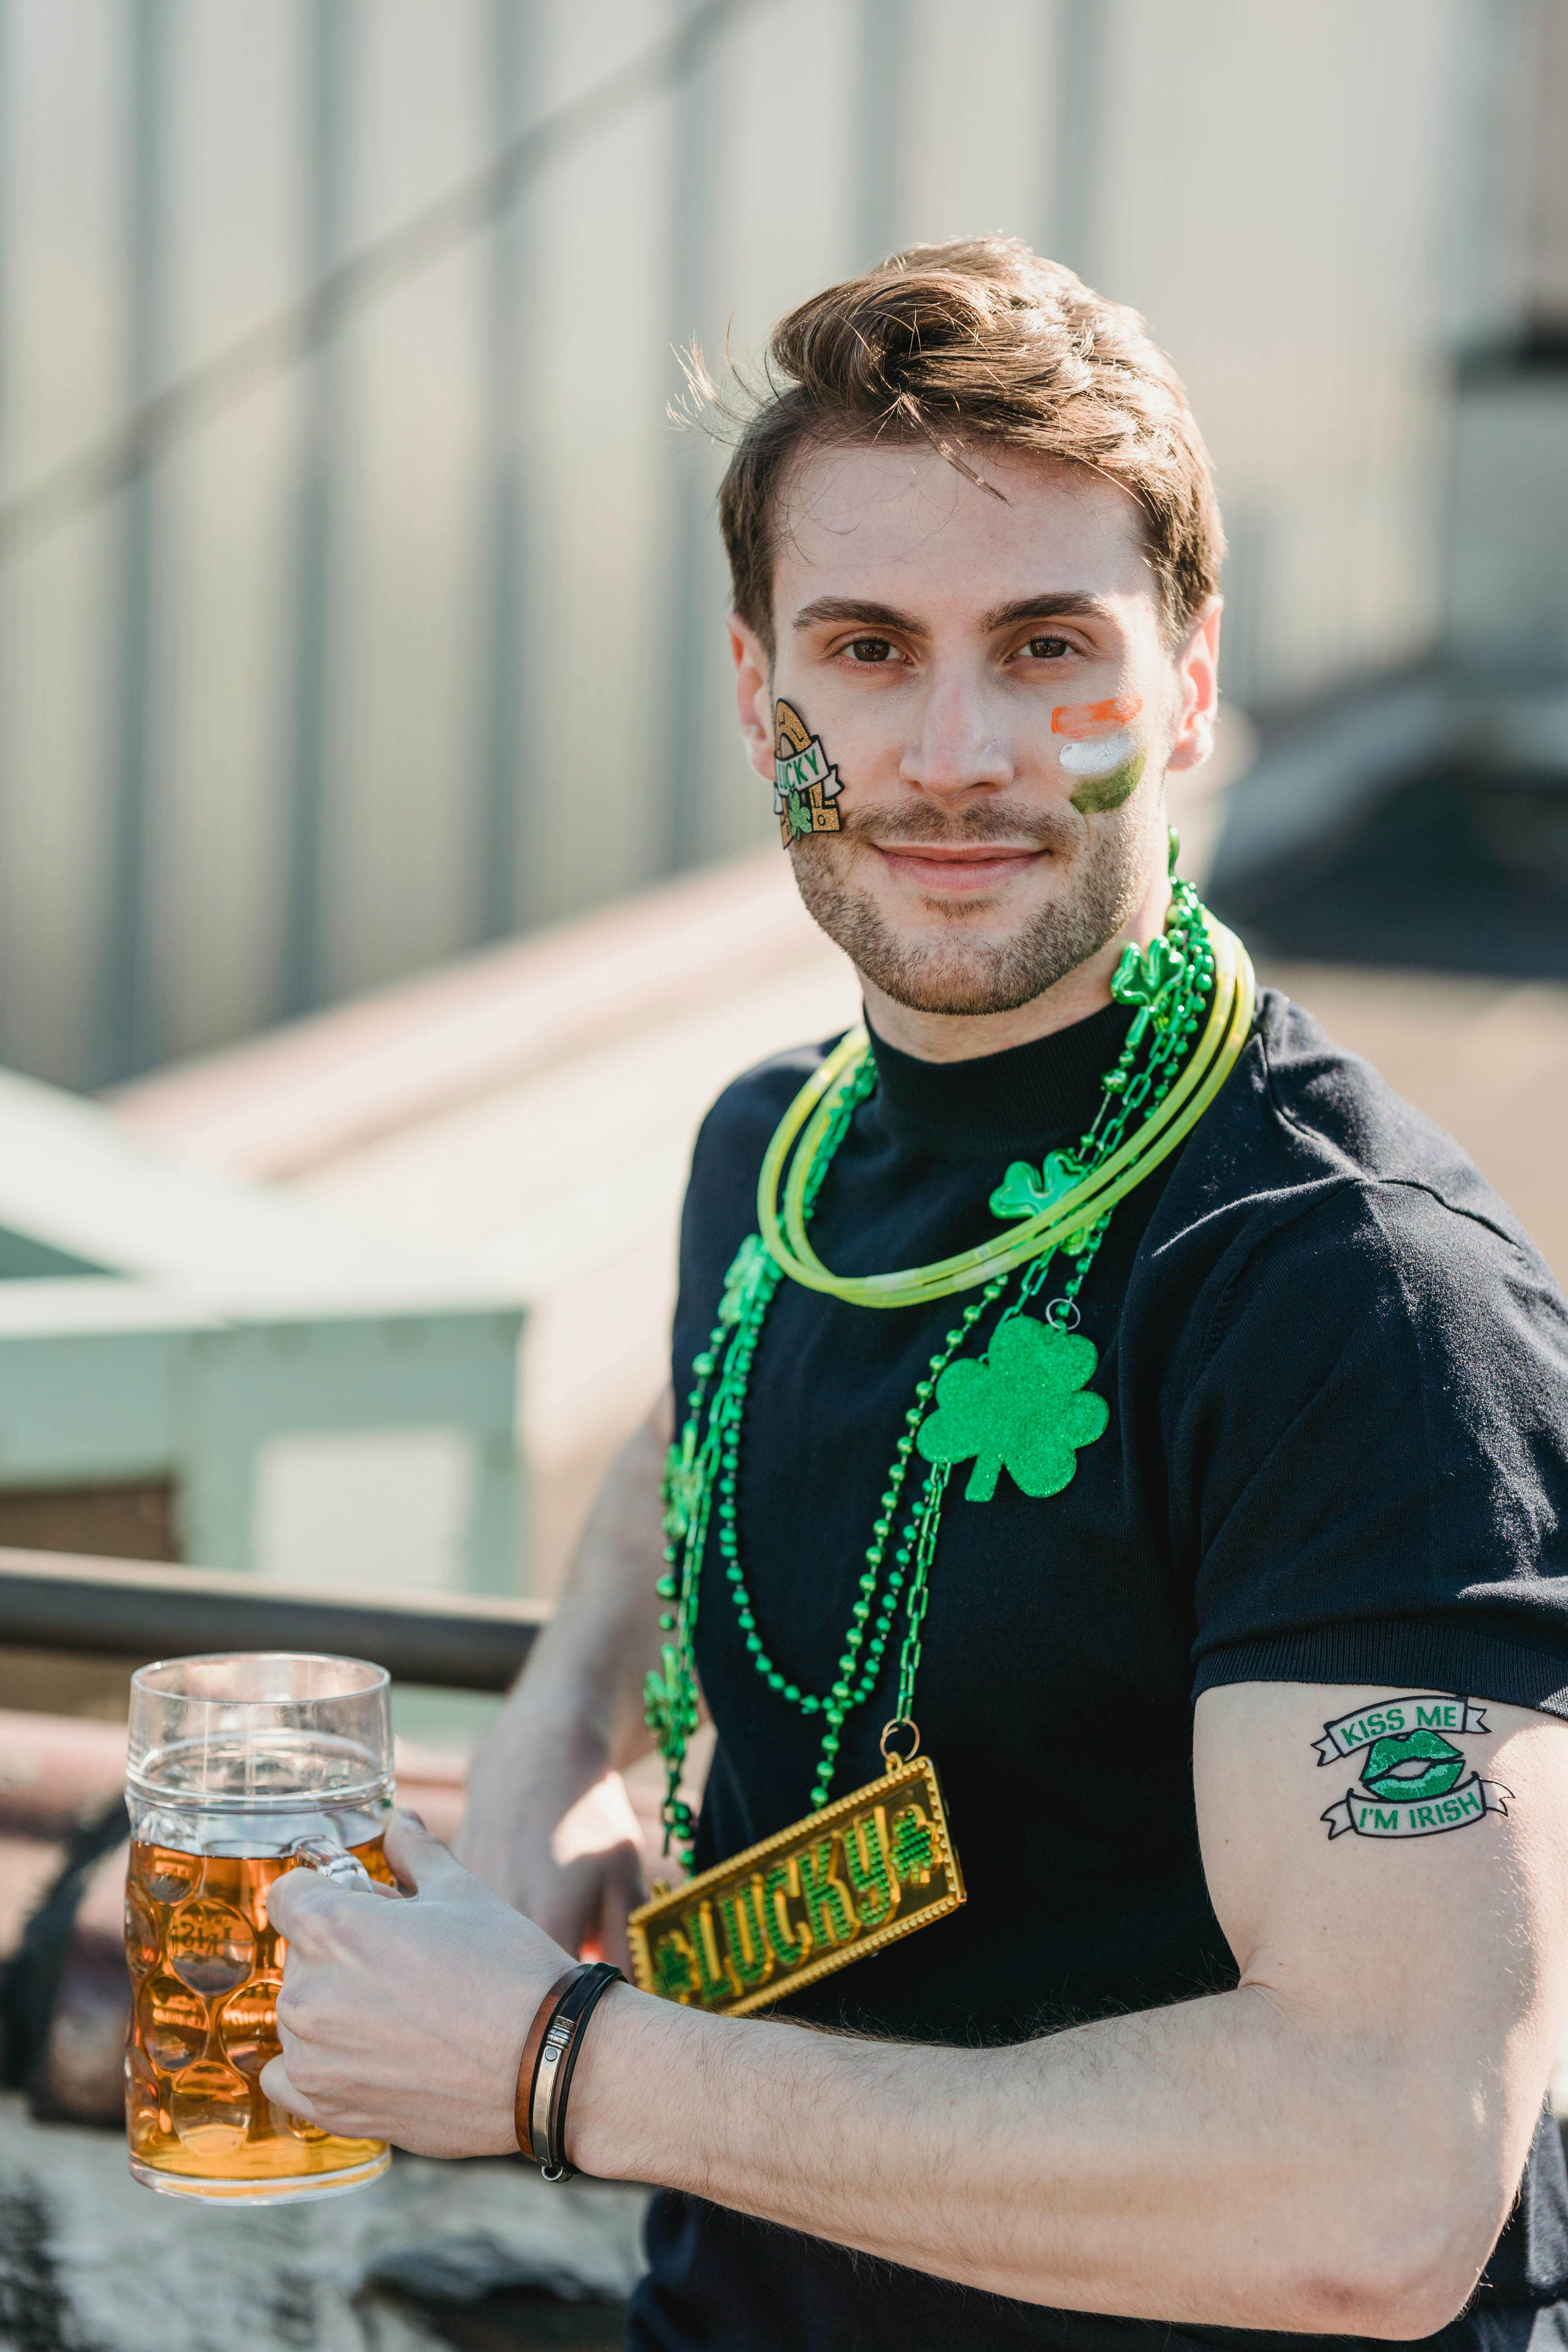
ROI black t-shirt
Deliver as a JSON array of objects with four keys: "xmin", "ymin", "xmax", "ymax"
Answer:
[{"xmin": 626, "ymin": 988, "xmax": 1568, "ymax": 2352}]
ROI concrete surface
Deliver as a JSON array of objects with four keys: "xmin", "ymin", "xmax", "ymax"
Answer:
[{"xmin": 0, "ymin": 2092, "xmax": 645, "ymax": 2352}]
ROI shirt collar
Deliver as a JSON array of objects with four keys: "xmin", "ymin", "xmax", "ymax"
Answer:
[{"xmin": 862, "ymin": 1001, "xmax": 1135, "ymax": 1161}]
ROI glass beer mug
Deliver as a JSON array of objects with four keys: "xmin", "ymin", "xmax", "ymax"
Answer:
[{"xmin": 123, "ymin": 1652, "xmax": 396, "ymax": 2202}]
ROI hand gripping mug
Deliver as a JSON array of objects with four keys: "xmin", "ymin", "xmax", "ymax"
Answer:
[{"xmin": 123, "ymin": 1652, "xmax": 395, "ymax": 2202}]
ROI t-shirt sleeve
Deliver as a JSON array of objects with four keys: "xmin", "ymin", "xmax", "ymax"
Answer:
[{"xmin": 1181, "ymin": 1178, "xmax": 1568, "ymax": 1716}]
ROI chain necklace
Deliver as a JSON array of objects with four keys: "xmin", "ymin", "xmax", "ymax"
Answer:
[{"xmin": 645, "ymin": 863, "xmax": 1255, "ymax": 1871}]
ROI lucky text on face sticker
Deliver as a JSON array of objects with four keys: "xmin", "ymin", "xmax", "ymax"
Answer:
[
  {"xmin": 1050, "ymin": 694, "xmax": 1145, "ymax": 815},
  {"xmin": 1312, "ymin": 1694, "xmax": 1512, "ymax": 1842},
  {"xmin": 773, "ymin": 699, "xmax": 844, "ymax": 848}
]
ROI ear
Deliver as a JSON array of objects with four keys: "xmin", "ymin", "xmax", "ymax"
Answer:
[
  {"xmin": 1165, "ymin": 598, "xmax": 1222, "ymax": 774},
  {"xmin": 728, "ymin": 611, "xmax": 774, "ymax": 784}
]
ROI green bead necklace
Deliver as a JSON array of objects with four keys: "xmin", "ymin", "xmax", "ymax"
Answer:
[{"xmin": 646, "ymin": 866, "xmax": 1247, "ymax": 1868}]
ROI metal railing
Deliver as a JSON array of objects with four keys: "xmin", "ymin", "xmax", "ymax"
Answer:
[{"xmin": 0, "ymin": 1546, "xmax": 543, "ymax": 1691}]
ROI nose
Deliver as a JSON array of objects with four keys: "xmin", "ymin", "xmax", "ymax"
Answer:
[{"xmin": 899, "ymin": 669, "xmax": 1013, "ymax": 802}]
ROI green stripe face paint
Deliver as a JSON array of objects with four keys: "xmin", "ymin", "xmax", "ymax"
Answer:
[{"xmin": 1069, "ymin": 751, "xmax": 1145, "ymax": 814}]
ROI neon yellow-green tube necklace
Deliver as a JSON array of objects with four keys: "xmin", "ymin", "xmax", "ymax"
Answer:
[{"xmin": 647, "ymin": 847, "xmax": 1255, "ymax": 1864}]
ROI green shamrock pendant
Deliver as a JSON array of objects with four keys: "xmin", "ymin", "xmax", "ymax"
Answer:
[
  {"xmin": 988, "ymin": 1145, "xmax": 1084, "ymax": 1224},
  {"xmin": 1110, "ymin": 933, "xmax": 1187, "ymax": 1044},
  {"xmin": 661, "ymin": 1428, "xmax": 703, "ymax": 1543},
  {"xmin": 718, "ymin": 1233, "xmax": 772, "ymax": 1327},
  {"xmin": 915, "ymin": 1314, "xmax": 1110, "ymax": 1501}
]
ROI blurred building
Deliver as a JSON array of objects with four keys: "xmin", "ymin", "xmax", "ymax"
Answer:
[
  {"xmin": 0, "ymin": 0, "xmax": 1564, "ymax": 1096},
  {"xmin": 0, "ymin": 1065, "xmax": 521, "ymax": 1586},
  {"xmin": 1, "ymin": 0, "xmax": 1566, "ymax": 1592}
]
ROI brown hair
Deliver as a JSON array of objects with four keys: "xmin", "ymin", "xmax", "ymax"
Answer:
[{"xmin": 711, "ymin": 237, "xmax": 1225, "ymax": 657}]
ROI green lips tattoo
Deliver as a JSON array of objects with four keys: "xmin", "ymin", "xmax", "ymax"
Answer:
[
  {"xmin": 1312, "ymin": 1694, "xmax": 1512, "ymax": 1843},
  {"xmin": 1360, "ymin": 1728, "xmax": 1464, "ymax": 1804}
]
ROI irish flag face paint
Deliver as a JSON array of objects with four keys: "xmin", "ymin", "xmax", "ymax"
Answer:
[{"xmin": 1051, "ymin": 694, "xmax": 1145, "ymax": 814}]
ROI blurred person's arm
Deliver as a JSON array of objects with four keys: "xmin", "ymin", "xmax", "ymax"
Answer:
[{"xmin": 456, "ymin": 1390, "xmax": 672, "ymax": 1970}]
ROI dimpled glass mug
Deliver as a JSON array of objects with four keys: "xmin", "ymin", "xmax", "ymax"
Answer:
[{"xmin": 124, "ymin": 1652, "xmax": 396, "ymax": 2203}]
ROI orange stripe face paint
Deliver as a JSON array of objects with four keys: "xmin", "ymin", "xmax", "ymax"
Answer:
[{"xmin": 1051, "ymin": 693, "xmax": 1142, "ymax": 740}]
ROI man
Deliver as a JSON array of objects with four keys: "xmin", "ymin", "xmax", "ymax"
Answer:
[{"xmin": 263, "ymin": 241, "xmax": 1568, "ymax": 2349}]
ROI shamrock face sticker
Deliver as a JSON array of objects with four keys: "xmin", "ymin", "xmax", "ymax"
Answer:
[
  {"xmin": 773, "ymin": 700, "xmax": 844, "ymax": 846},
  {"xmin": 916, "ymin": 1316, "xmax": 1109, "ymax": 1502}
]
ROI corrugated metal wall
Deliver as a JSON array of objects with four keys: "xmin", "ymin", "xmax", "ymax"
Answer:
[{"xmin": 0, "ymin": 0, "xmax": 1541, "ymax": 1089}]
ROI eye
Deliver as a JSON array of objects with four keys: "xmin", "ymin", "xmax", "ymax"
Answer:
[
  {"xmin": 847, "ymin": 637, "xmax": 893, "ymax": 663},
  {"xmin": 1023, "ymin": 635, "xmax": 1070, "ymax": 660}
]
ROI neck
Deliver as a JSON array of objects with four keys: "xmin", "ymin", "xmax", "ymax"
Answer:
[{"xmin": 858, "ymin": 864, "xmax": 1173, "ymax": 1065}]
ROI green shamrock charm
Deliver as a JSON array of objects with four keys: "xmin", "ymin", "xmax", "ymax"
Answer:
[
  {"xmin": 916, "ymin": 1314, "xmax": 1110, "ymax": 1501},
  {"xmin": 989, "ymin": 1146, "xmax": 1084, "ymax": 1225},
  {"xmin": 643, "ymin": 1642, "xmax": 687, "ymax": 1748},
  {"xmin": 661, "ymin": 1430, "xmax": 702, "ymax": 1544},
  {"xmin": 1110, "ymin": 933, "xmax": 1186, "ymax": 1043},
  {"xmin": 652, "ymin": 1932, "xmax": 695, "ymax": 1999},
  {"xmin": 890, "ymin": 1806, "xmax": 936, "ymax": 1886},
  {"xmin": 718, "ymin": 1233, "xmax": 771, "ymax": 1327}
]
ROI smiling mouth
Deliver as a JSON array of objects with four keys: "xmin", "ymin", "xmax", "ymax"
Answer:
[{"xmin": 871, "ymin": 842, "xmax": 1047, "ymax": 890}]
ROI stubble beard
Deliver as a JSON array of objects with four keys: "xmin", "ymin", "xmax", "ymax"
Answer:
[{"xmin": 789, "ymin": 800, "xmax": 1150, "ymax": 1017}]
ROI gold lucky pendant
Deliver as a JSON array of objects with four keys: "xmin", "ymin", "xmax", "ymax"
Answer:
[{"xmin": 628, "ymin": 1743, "xmax": 964, "ymax": 2018}]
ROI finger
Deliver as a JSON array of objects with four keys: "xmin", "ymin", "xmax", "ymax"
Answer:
[
  {"xmin": 265, "ymin": 1861, "xmax": 347, "ymax": 1941},
  {"xmin": 383, "ymin": 1809, "xmax": 473, "ymax": 1898},
  {"xmin": 260, "ymin": 2054, "xmax": 330, "ymax": 2127},
  {"xmin": 385, "ymin": 1804, "xmax": 426, "ymax": 1891}
]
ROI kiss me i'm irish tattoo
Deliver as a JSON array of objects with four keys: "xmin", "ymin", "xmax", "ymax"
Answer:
[{"xmin": 1314, "ymin": 1694, "xmax": 1512, "ymax": 1842}]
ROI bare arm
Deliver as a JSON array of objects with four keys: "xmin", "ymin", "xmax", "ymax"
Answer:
[
  {"xmin": 268, "ymin": 1684, "xmax": 1568, "ymax": 2337},
  {"xmin": 559, "ymin": 1683, "xmax": 1568, "ymax": 2332},
  {"xmin": 456, "ymin": 1390, "xmax": 671, "ymax": 1963}
]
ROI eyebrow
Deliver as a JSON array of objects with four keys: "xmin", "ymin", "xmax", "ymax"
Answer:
[
  {"xmin": 790, "ymin": 591, "xmax": 1120, "ymax": 637},
  {"xmin": 791, "ymin": 597, "xmax": 923, "ymax": 635},
  {"xmin": 980, "ymin": 593, "xmax": 1119, "ymax": 633}
]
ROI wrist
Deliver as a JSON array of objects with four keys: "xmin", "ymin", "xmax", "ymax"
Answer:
[
  {"xmin": 563, "ymin": 1979, "xmax": 693, "ymax": 2183},
  {"xmin": 516, "ymin": 1960, "xmax": 625, "ymax": 2178}
]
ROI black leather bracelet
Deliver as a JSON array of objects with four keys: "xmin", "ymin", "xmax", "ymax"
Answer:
[{"xmin": 519, "ymin": 1960, "xmax": 624, "ymax": 2183}]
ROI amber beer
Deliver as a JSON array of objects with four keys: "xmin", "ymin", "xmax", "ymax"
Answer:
[
  {"xmin": 124, "ymin": 1653, "xmax": 395, "ymax": 2203},
  {"xmin": 125, "ymin": 1834, "xmax": 394, "ymax": 2194}
]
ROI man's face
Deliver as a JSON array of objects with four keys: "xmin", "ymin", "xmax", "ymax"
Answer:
[{"xmin": 730, "ymin": 442, "xmax": 1219, "ymax": 1021}]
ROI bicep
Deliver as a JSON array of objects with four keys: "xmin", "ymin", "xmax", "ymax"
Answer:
[{"xmin": 1196, "ymin": 1682, "xmax": 1568, "ymax": 2118}]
